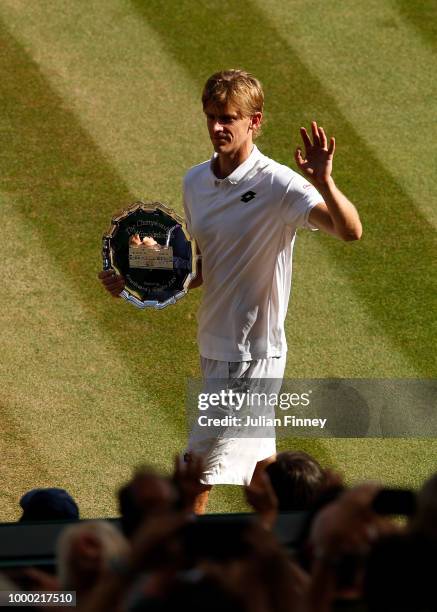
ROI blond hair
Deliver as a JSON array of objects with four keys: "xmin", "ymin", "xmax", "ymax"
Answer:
[
  {"xmin": 56, "ymin": 520, "xmax": 130, "ymax": 590},
  {"xmin": 202, "ymin": 69, "xmax": 264, "ymax": 137}
]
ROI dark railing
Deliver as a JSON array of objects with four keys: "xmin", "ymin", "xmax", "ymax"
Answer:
[{"xmin": 0, "ymin": 512, "xmax": 307, "ymax": 570}]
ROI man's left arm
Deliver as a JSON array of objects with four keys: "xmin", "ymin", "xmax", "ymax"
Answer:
[{"xmin": 295, "ymin": 121, "xmax": 362, "ymax": 241}]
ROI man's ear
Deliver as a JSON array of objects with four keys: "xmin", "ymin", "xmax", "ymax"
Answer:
[{"xmin": 250, "ymin": 112, "xmax": 263, "ymax": 132}]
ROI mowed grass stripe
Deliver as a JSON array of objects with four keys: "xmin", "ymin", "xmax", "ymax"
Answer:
[
  {"xmin": 130, "ymin": 0, "xmax": 437, "ymax": 493},
  {"xmin": 0, "ymin": 1, "xmax": 432, "ymax": 509},
  {"xmin": 0, "ymin": 0, "xmax": 207, "ymax": 199},
  {"xmin": 0, "ymin": 16, "xmax": 191, "ymax": 425},
  {"xmin": 0, "ymin": 0, "xmax": 419, "ymax": 376},
  {"xmin": 0, "ymin": 14, "xmax": 252, "ymax": 516},
  {"xmin": 258, "ymin": 0, "xmax": 437, "ymax": 229},
  {"xmin": 277, "ymin": 437, "xmax": 437, "ymax": 491},
  {"xmin": 394, "ymin": 0, "xmax": 437, "ymax": 50},
  {"xmin": 0, "ymin": 195, "xmax": 190, "ymax": 519},
  {"xmin": 0, "ymin": 21, "xmax": 200, "ymax": 518},
  {"xmin": 133, "ymin": 0, "xmax": 436, "ymax": 376}
]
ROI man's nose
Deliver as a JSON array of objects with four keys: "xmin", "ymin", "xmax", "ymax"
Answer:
[{"xmin": 212, "ymin": 120, "xmax": 224, "ymax": 133}]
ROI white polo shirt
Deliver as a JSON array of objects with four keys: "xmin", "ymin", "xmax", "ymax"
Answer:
[{"xmin": 183, "ymin": 145, "xmax": 323, "ymax": 361}]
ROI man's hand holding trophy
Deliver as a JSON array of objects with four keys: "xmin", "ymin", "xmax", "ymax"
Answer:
[{"xmin": 98, "ymin": 202, "xmax": 199, "ymax": 310}]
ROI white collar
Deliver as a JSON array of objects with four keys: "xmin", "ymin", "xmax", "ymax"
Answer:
[{"xmin": 209, "ymin": 145, "xmax": 263, "ymax": 185}]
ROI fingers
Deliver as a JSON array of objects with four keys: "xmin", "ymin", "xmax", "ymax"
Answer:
[
  {"xmin": 98, "ymin": 270, "xmax": 115, "ymax": 279},
  {"xmin": 98, "ymin": 270, "xmax": 125, "ymax": 297},
  {"xmin": 300, "ymin": 122, "xmax": 333, "ymax": 151},
  {"xmin": 185, "ymin": 452, "xmax": 204, "ymax": 479},
  {"xmin": 101, "ymin": 275, "xmax": 124, "ymax": 290},
  {"xmin": 174, "ymin": 452, "xmax": 204, "ymax": 480},
  {"xmin": 299, "ymin": 126, "xmax": 312, "ymax": 151},
  {"xmin": 294, "ymin": 147, "xmax": 305, "ymax": 168},
  {"xmin": 318, "ymin": 126, "xmax": 328, "ymax": 149},
  {"xmin": 244, "ymin": 487, "xmax": 258, "ymax": 509},
  {"xmin": 260, "ymin": 470, "xmax": 277, "ymax": 498},
  {"xmin": 311, "ymin": 120, "xmax": 321, "ymax": 146}
]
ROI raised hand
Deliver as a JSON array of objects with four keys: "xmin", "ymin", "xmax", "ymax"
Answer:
[
  {"xmin": 244, "ymin": 471, "xmax": 278, "ymax": 530},
  {"xmin": 295, "ymin": 120, "xmax": 335, "ymax": 187},
  {"xmin": 172, "ymin": 452, "xmax": 205, "ymax": 513}
]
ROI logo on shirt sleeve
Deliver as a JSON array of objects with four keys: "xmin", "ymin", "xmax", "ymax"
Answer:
[{"xmin": 241, "ymin": 190, "xmax": 256, "ymax": 202}]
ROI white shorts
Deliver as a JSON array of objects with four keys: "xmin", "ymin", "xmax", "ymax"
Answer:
[{"xmin": 184, "ymin": 354, "xmax": 286, "ymax": 485}]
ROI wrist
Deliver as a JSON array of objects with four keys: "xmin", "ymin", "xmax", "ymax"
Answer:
[{"xmin": 315, "ymin": 176, "xmax": 336, "ymax": 195}]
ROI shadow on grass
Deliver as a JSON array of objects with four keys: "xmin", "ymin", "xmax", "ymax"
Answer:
[
  {"xmin": 0, "ymin": 19, "xmax": 202, "ymax": 507},
  {"xmin": 394, "ymin": 0, "xmax": 437, "ymax": 51},
  {"xmin": 132, "ymin": 0, "xmax": 436, "ymax": 376}
]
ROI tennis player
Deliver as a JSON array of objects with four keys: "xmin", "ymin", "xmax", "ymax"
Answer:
[
  {"xmin": 99, "ymin": 69, "xmax": 362, "ymax": 514},
  {"xmin": 181, "ymin": 69, "xmax": 362, "ymax": 513}
]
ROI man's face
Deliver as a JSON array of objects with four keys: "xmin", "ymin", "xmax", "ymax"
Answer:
[{"xmin": 204, "ymin": 101, "xmax": 260, "ymax": 156}]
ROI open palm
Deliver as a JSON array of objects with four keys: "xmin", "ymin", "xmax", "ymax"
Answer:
[{"xmin": 295, "ymin": 120, "xmax": 335, "ymax": 186}]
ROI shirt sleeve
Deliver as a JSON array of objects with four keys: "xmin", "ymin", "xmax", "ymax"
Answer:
[{"xmin": 279, "ymin": 171, "xmax": 323, "ymax": 229}]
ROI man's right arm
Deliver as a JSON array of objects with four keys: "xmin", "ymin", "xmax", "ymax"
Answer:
[
  {"xmin": 188, "ymin": 255, "xmax": 202, "ymax": 289},
  {"xmin": 98, "ymin": 270, "xmax": 125, "ymax": 297},
  {"xmin": 98, "ymin": 257, "xmax": 202, "ymax": 296},
  {"xmin": 99, "ymin": 176, "xmax": 201, "ymax": 296},
  {"xmin": 183, "ymin": 174, "xmax": 202, "ymax": 289}
]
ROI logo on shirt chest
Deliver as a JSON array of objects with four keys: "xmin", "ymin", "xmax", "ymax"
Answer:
[{"xmin": 240, "ymin": 190, "xmax": 256, "ymax": 203}]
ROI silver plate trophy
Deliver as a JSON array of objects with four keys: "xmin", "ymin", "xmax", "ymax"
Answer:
[{"xmin": 102, "ymin": 201, "xmax": 198, "ymax": 309}]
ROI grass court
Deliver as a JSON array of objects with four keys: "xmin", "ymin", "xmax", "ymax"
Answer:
[{"xmin": 0, "ymin": 0, "xmax": 436, "ymax": 519}]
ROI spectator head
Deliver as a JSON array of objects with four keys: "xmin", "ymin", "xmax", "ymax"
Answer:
[
  {"xmin": 19, "ymin": 488, "xmax": 79, "ymax": 522},
  {"xmin": 265, "ymin": 451, "xmax": 326, "ymax": 511},
  {"xmin": 56, "ymin": 520, "xmax": 129, "ymax": 595},
  {"xmin": 118, "ymin": 466, "xmax": 177, "ymax": 538}
]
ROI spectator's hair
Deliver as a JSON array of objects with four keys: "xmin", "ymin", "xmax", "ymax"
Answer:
[
  {"xmin": 202, "ymin": 69, "xmax": 264, "ymax": 137},
  {"xmin": 266, "ymin": 451, "xmax": 326, "ymax": 511},
  {"xmin": 56, "ymin": 520, "xmax": 129, "ymax": 591}
]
